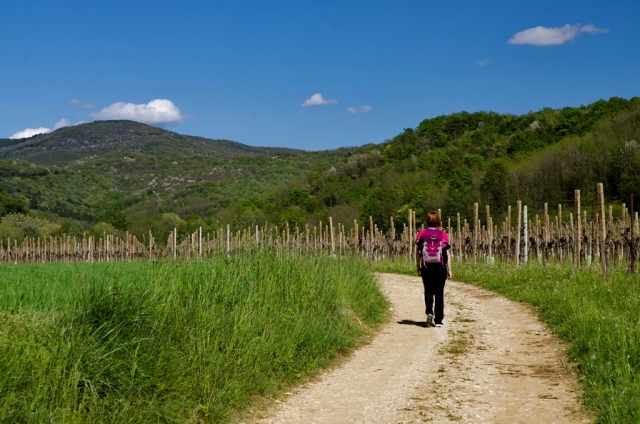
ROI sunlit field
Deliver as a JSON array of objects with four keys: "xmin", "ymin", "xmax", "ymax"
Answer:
[{"xmin": 0, "ymin": 254, "xmax": 388, "ymax": 422}]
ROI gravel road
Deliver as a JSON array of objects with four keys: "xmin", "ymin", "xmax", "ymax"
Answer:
[{"xmin": 244, "ymin": 273, "xmax": 591, "ymax": 423}]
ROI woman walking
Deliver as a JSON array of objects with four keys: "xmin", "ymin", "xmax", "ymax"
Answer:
[{"xmin": 416, "ymin": 211, "xmax": 452, "ymax": 327}]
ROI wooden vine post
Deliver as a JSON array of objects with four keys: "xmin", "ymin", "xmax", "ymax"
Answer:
[
  {"xmin": 1, "ymin": 182, "xmax": 637, "ymax": 267},
  {"xmin": 609, "ymin": 205, "xmax": 614, "ymax": 236},
  {"xmin": 225, "ymin": 225, "xmax": 229, "ymax": 255},
  {"xmin": 390, "ymin": 216, "xmax": 395, "ymax": 243},
  {"xmin": 598, "ymin": 183, "xmax": 607, "ymax": 278},
  {"xmin": 631, "ymin": 194, "xmax": 636, "ymax": 274},
  {"xmin": 523, "ymin": 204, "xmax": 528, "ymax": 264},
  {"xmin": 473, "ymin": 203, "xmax": 479, "ymax": 263},
  {"xmin": 330, "ymin": 217, "xmax": 335, "ymax": 254},
  {"xmin": 507, "ymin": 205, "xmax": 512, "ymax": 261},
  {"xmin": 486, "ymin": 205, "xmax": 492, "ymax": 260},
  {"xmin": 408, "ymin": 209, "xmax": 413, "ymax": 263},
  {"xmin": 558, "ymin": 204, "xmax": 563, "ymax": 235},
  {"xmin": 456, "ymin": 213, "xmax": 461, "ymax": 261},
  {"xmin": 515, "ymin": 201, "xmax": 522, "ymax": 267},
  {"xmin": 575, "ymin": 190, "xmax": 581, "ymax": 268},
  {"xmin": 354, "ymin": 219, "xmax": 359, "ymax": 248},
  {"xmin": 544, "ymin": 203, "xmax": 549, "ymax": 242}
]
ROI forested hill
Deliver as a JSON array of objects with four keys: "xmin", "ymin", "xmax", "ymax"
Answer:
[
  {"xmin": 387, "ymin": 96, "xmax": 636, "ymax": 160},
  {"xmin": 225, "ymin": 96, "xmax": 640, "ymax": 231},
  {"xmin": 1, "ymin": 96, "xmax": 639, "ymax": 243},
  {"xmin": 0, "ymin": 120, "xmax": 296, "ymax": 165},
  {"xmin": 0, "ymin": 121, "xmax": 347, "ymax": 241}
]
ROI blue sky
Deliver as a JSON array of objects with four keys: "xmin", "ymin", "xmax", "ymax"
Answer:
[{"xmin": 1, "ymin": 0, "xmax": 639, "ymax": 149}]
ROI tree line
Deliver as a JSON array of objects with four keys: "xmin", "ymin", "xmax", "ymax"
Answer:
[
  {"xmin": 1, "ymin": 96, "xmax": 639, "ymax": 242},
  {"xmin": 220, "ymin": 96, "xmax": 640, "ymax": 232}
]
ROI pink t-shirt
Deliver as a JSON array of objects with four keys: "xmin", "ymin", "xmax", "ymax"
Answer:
[{"xmin": 415, "ymin": 228, "xmax": 450, "ymax": 245}]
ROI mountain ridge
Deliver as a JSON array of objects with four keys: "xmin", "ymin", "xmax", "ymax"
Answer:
[{"xmin": 0, "ymin": 120, "xmax": 298, "ymax": 165}]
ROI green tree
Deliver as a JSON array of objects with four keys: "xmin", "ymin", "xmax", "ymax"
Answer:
[
  {"xmin": 619, "ymin": 140, "xmax": 640, "ymax": 200},
  {"xmin": 303, "ymin": 195, "xmax": 324, "ymax": 214},
  {"xmin": 0, "ymin": 186, "xmax": 27, "ymax": 217},
  {"xmin": 359, "ymin": 186, "xmax": 403, "ymax": 231},
  {"xmin": 443, "ymin": 114, "xmax": 465, "ymax": 140},
  {"xmin": 88, "ymin": 222, "xmax": 121, "ymax": 239},
  {"xmin": 53, "ymin": 220, "xmax": 85, "ymax": 237},
  {"xmin": 417, "ymin": 115, "xmax": 448, "ymax": 148},
  {"xmin": 480, "ymin": 161, "xmax": 510, "ymax": 217},
  {"xmin": 279, "ymin": 206, "xmax": 305, "ymax": 228},
  {"xmin": 94, "ymin": 200, "xmax": 129, "ymax": 230},
  {"xmin": 152, "ymin": 213, "xmax": 185, "ymax": 242},
  {"xmin": 287, "ymin": 187, "xmax": 310, "ymax": 206},
  {"xmin": 445, "ymin": 166, "xmax": 474, "ymax": 220},
  {"xmin": 319, "ymin": 178, "xmax": 349, "ymax": 207},
  {"xmin": 380, "ymin": 128, "xmax": 421, "ymax": 161}
]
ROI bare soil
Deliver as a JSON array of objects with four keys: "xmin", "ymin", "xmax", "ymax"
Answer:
[{"xmin": 243, "ymin": 273, "xmax": 592, "ymax": 423}]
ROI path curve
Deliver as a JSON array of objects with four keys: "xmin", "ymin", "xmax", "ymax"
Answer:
[{"xmin": 245, "ymin": 273, "xmax": 591, "ymax": 423}]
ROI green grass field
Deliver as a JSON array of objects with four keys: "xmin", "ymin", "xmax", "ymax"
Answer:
[
  {"xmin": 373, "ymin": 258, "xmax": 640, "ymax": 424},
  {"xmin": 0, "ymin": 254, "xmax": 388, "ymax": 422}
]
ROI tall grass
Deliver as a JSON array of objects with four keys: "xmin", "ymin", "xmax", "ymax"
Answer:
[
  {"xmin": 0, "ymin": 253, "xmax": 388, "ymax": 422},
  {"xmin": 372, "ymin": 258, "xmax": 640, "ymax": 423}
]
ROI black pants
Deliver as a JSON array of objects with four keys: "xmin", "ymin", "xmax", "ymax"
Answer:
[{"xmin": 420, "ymin": 264, "xmax": 447, "ymax": 324}]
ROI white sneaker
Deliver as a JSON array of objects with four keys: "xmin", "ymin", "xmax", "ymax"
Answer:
[
  {"xmin": 435, "ymin": 323, "xmax": 443, "ymax": 327},
  {"xmin": 426, "ymin": 314, "xmax": 434, "ymax": 327}
]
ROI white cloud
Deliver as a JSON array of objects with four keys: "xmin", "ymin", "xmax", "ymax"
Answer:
[
  {"xmin": 9, "ymin": 118, "xmax": 80, "ymax": 139},
  {"xmin": 10, "ymin": 127, "xmax": 51, "ymax": 139},
  {"xmin": 90, "ymin": 99, "xmax": 183, "ymax": 124},
  {"xmin": 581, "ymin": 24, "xmax": 609, "ymax": 34},
  {"xmin": 508, "ymin": 23, "xmax": 608, "ymax": 46},
  {"xmin": 302, "ymin": 93, "xmax": 337, "ymax": 107},
  {"xmin": 347, "ymin": 105, "xmax": 372, "ymax": 114},
  {"xmin": 53, "ymin": 118, "xmax": 70, "ymax": 130},
  {"xmin": 70, "ymin": 98, "xmax": 95, "ymax": 109},
  {"xmin": 475, "ymin": 58, "xmax": 491, "ymax": 66}
]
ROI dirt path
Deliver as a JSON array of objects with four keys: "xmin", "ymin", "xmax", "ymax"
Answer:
[{"xmin": 245, "ymin": 273, "xmax": 591, "ymax": 423}]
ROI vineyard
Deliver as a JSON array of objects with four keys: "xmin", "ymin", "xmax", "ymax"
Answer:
[
  {"xmin": 2, "ymin": 184, "xmax": 637, "ymax": 277},
  {"xmin": 2, "ymin": 184, "xmax": 639, "ymax": 422}
]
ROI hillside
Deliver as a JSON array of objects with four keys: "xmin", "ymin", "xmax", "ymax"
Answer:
[
  {"xmin": 2, "ymin": 96, "xmax": 639, "ymax": 243},
  {"xmin": 0, "ymin": 120, "xmax": 296, "ymax": 165},
  {"xmin": 216, "ymin": 96, "xmax": 640, "ymax": 232},
  {"xmin": 0, "ymin": 121, "xmax": 357, "ymax": 241}
]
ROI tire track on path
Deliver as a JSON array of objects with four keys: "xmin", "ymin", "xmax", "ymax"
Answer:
[{"xmin": 245, "ymin": 273, "xmax": 591, "ymax": 423}]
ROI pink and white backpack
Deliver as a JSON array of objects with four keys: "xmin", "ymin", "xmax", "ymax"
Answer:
[{"xmin": 417, "ymin": 228, "xmax": 446, "ymax": 266}]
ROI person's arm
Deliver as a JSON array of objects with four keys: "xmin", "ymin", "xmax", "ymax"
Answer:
[
  {"xmin": 416, "ymin": 246, "xmax": 421, "ymax": 275},
  {"xmin": 444, "ymin": 232, "xmax": 453, "ymax": 279}
]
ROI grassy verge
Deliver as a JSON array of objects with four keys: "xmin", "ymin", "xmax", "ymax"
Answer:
[
  {"xmin": 372, "ymin": 258, "xmax": 640, "ymax": 423},
  {"xmin": 0, "ymin": 253, "xmax": 388, "ymax": 422},
  {"xmin": 370, "ymin": 258, "xmax": 415, "ymax": 276}
]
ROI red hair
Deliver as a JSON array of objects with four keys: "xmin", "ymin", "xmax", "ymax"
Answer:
[{"xmin": 426, "ymin": 211, "xmax": 441, "ymax": 228}]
